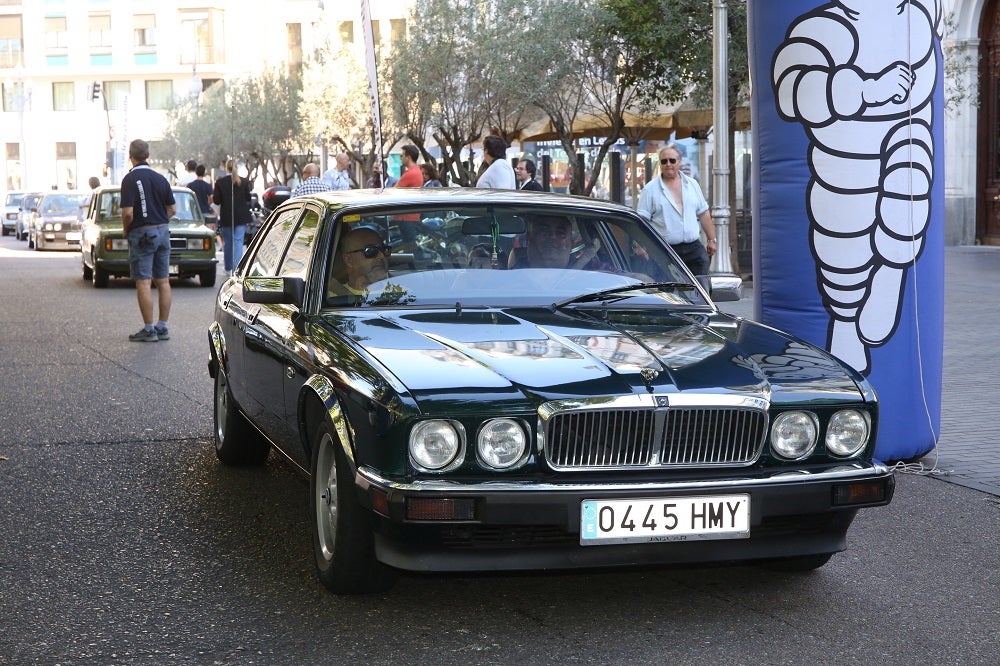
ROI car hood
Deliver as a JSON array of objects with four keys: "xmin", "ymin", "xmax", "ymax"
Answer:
[{"xmin": 324, "ymin": 307, "xmax": 867, "ymax": 412}]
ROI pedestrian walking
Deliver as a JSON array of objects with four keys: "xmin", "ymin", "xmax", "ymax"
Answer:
[
  {"xmin": 636, "ymin": 143, "xmax": 717, "ymax": 276},
  {"xmin": 120, "ymin": 139, "xmax": 175, "ymax": 342},
  {"xmin": 293, "ymin": 163, "xmax": 332, "ymax": 197},
  {"xmin": 213, "ymin": 159, "xmax": 253, "ymax": 275}
]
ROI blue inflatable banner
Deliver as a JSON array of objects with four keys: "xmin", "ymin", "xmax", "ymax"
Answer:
[{"xmin": 747, "ymin": 0, "xmax": 944, "ymax": 461}]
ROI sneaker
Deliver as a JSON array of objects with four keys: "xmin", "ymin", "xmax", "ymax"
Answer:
[
  {"xmin": 129, "ymin": 327, "xmax": 159, "ymax": 342},
  {"xmin": 154, "ymin": 326, "xmax": 170, "ymax": 340}
]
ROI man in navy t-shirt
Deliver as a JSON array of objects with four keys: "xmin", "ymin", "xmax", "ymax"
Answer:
[{"xmin": 120, "ymin": 139, "xmax": 176, "ymax": 342}]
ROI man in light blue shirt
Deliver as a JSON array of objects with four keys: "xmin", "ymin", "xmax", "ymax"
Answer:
[
  {"xmin": 323, "ymin": 152, "xmax": 352, "ymax": 190},
  {"xmin": 637, "ymin": 144, "xmax": 718, "ymax": 275}
]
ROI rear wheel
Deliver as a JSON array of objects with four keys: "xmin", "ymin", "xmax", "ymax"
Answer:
[
  {"xmin": 213, "ymin": 365, "xmax": 270, "ymax": 466},
  {"xmin": 311, "ymin": 421, "xmax": 396, "ymax": 594},
  {"xmin": 92, "ymin": 264, "xmax": 109, "ymax": 288}
]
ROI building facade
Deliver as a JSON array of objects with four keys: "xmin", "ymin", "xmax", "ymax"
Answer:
[{"xmin": 0, "ymin": 0, "xmax": 412, "ymax": 191}]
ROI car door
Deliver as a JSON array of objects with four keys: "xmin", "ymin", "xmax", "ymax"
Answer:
[
  {"xmin": 239, "ymin": 204, "xmax": 307, "ymax": 444},
  {"xmin": 222, "ymin": 204, "xmax": 302, "ymax": 430}
]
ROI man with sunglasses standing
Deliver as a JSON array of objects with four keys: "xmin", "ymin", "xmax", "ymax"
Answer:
[{"xmin": 637, "ymin": 144, "xmax": 717, "ymax": 276}]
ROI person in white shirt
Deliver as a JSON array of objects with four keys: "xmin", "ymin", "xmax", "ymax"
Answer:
[
  {"xmin": 636, "ymin": 144, "xmax": 717, "ymax": 275},
  {"xmin": 475, "ymin": 135, "xmax": 516, "ymax": 189},
  {"xmin": 323, "ymin": 152, "xmax": 352, "ymax": 190}
]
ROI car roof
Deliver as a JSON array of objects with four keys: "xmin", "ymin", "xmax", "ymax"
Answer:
[{"xmin": 291, "ymin": 187, "xmax": 635, "ymax": 215}]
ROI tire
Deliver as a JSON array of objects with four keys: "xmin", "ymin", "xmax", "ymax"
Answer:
[
  {"xmin": 311, "ymin": 421, "xmax": 396, "ymax": 594},
  {"xmin": 92, "ymin": 265, "xmax": 109, "ymax": 288},
  {"xmin": 200, "ymin": 269, "xmax": 217, "ymax": 288},
  {"xmin": 759, "ymin": 552, "xmax": 834, "ymax": 572},
  {"xmin": 213, "ymin": 364, "xmax": 270, "ymax": 466},
  {"xmin": 82, "ymin": 260, "xmax": 93, "ymax": 281},
  {"xmin": 27, "ymin": 233, "xmax": 34, "ymax": 249}
]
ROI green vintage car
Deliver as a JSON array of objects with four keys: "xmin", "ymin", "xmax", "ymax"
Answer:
[
  {"xmin": 208, "ymin": 188, "xmax": 893, "ymax": 594},
  {"xmin": 81, "ymin": 185, "xmax": 218, "ymax": 288}
]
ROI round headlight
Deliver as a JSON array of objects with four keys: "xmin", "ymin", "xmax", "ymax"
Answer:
[
  {"xmin": 770, "ymin": 411, "xmax": 818, "ymax": 459},
  {"xmin": 826, "ymin": 409, "xmax": 869, "ymax": 457},
  {"xmin": 409, "ymin": 420, "xmax": 462, "ymax": 471},
  {"xmin": 477, "ymin": 419, "xmax": 527, "ymax": 469}
]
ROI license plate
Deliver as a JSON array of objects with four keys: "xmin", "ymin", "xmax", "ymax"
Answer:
[
  {"xmin": 580, "ymin": 494, "xmax": 750, "ymax": 545},
  {"xmin": 66, "ymin": 232, "xmax": 81, "ymax": 241},
  {"xmin": 169, "ymin": 264, "xmax": 179, "ymax": 274}
]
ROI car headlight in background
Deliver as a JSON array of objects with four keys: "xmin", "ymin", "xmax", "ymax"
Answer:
[
  {"xmin": 44, "ymin": 222, "xmax": 55, "ymax": 231},
  {"xmin": 186, "ymin": 237, "xmax": 211, "ymax": 250},
  {"xmin": 770, "ymin": 410, "xmax": 819, "ymax": 459},
  {"xmin": 826, "ymin": 409, "xmax": 870, "ymax": 457},
  {"xmin": 409, "ymin": 420, "xmax": 464, "ymax": 471},
  {"xmin": 477, "ymin": 419, "xmax": 528, "ymax": 469}
]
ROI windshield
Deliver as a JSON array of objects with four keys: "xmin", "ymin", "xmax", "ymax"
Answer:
[
  {"xmin": 6, "ymin": 193, "xmax": 23, "ymax": 207},
  {"xmin": 41, "ymin": 194, "xmax": 89, "ymax": 215},
  {"xmin": 322, "ymin": 204, "xmax": 707, "ymax": 309},
  {"xmin": 94, "ymin": 190, "xmax": 201, "ymax": 223}
]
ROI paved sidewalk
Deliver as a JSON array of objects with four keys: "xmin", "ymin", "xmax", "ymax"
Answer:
[{"xmin": 718, "ymin": 245, "xmax": 1000, "ymax": 497}]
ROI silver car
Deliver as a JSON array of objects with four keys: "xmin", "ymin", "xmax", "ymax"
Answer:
[
  {"xmin": 3, "ymin": 191, "xmax": 23, "ymax": 236},
  {"xmin": 29, "ymin": 192, "xmax": 90, "ymax": 251}
]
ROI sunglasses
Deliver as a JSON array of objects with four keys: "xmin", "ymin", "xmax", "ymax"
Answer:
[
  {"xmin": 346, "ymin": 243, "xmax": 390, "ymax": 258},
  {"xmin": 660, "ymin": 157, "xmax": 679, "ymax": 165}
]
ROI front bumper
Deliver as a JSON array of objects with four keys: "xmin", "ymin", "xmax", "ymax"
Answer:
[
  {"xmin": 95, "ymin": 255, "xmax": 217, "ymax": 276},
  {"xmin": 356, "ymin": 463, "xmax": 894, "ymax": 572}
]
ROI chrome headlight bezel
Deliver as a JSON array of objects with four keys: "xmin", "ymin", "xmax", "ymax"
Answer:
[
  {"xmin": 408, "ymin": 419, "xmax": 465, "ymax": 472},
  {"xmin": 825, "ymin": 409, "xmax": 870, "ymax": 458},
  {"xmin": 770, "ymin": 410, "xmax": 819, "ymax": 460},
  {"xmin": 476, "ymin": 418, "xmax": 529, "ymax": 470}
]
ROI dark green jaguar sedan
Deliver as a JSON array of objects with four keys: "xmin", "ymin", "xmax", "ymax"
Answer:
[{"xmin": 208, "ymin": 188, "xmax": 893, "ymax": 594}]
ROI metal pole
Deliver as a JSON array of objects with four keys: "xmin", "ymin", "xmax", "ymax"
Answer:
[{"xmin": 711, "ymin": 0, "xmax": 734, "ymax": 273}]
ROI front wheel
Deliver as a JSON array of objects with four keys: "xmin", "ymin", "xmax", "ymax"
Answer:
[
  {"xmin": 200, "ymin": 269, "xmax": 217, "ymax": 288},
  {"xmin": 213, "ymin": 364, "xmax": 270, "ymax": 466},
  {"xmin": 311, "ymin": 421, "xmax": 396, "ymax": 594},
  {"xmin": 82, "ymin": 259, "xmax": 93, "ymax": 281}
]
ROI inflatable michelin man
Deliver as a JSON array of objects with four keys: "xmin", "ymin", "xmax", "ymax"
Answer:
[{"xmin": 771, "ymin": 0, "xmax": 941, "ymax": 375}]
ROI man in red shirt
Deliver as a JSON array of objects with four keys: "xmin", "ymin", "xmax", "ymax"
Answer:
[{"xmin": 396, "ymin": 145, "xmax": 423, "ymax": 188}]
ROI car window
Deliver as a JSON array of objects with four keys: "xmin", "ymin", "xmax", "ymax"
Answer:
[
  {"xmin": 278, "ymin": 208, "xmax": 320, "ymax": 280},
  {"xmin": 172, "ymin": 191, "xmax": 199, "ymax": 222},
  {"xmin": 245, "ymin": 206, "xmax": 302, "ymax": 277},
  {"xmin": 322, "ymin": 204, "xmax": 704, "ymax": 309},
  {"xmin": 96, "ymin": 192, "xmax": 121, "ymax": 221}
]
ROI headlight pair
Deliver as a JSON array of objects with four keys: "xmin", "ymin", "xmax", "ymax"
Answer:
[
  {"xmin": 409, "ymin": 418, "xmax": 528, "ymax": 472},
  {"xmin": 770, "ymin": 409, "xmax": 870, "ymax": 460}
]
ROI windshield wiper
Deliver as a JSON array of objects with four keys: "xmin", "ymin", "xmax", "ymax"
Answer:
[{"xmin": 552, "ymin": 281, "xmax": 697, "ymax": 311}]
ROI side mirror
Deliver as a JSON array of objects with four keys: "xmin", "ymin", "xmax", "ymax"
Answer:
[
  {"xmin": 696, "ymin": 274, "xmax": 742, "ymax": 303},
  {"xmin": 243, "ymin": 276, "xmax": 305, "ymax": 308}
]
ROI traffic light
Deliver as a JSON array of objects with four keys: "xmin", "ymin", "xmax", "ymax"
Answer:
[{"xmin": 91, "ymin": 81, "xmax": 101, "ymax": 101}]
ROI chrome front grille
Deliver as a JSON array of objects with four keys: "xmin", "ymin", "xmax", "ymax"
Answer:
[{"xmin": 542, "ymin": 402, "xmax": 767, "ymax": 470}]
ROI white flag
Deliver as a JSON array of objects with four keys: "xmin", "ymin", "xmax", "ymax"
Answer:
[{"xmin": 360, "ymin": 0, "xmax": 383, "ymax": 165}]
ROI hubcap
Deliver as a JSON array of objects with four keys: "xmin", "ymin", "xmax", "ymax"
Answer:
[
  {"xmin": 315, "ymin": 432, "xmax": 338, "ymax": 562},
  {"xmin": 214, "ymin": 371, "xmax": 228, "ymax": 449}
]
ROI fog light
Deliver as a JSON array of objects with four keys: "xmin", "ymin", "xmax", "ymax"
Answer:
[{"xmin": 405, "ymin": 498, "xmax": 475, "ymax": 521}]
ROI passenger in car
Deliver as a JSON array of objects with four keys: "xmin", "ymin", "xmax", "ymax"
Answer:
[{"xmin": 509, "ymin": 214, "xmax": 600, "ymax": 269}]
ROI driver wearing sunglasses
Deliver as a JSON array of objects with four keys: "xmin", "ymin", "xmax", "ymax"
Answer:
[{"xmin": 340, "ymin": 227, "xmax": 390, "ymax": 293}]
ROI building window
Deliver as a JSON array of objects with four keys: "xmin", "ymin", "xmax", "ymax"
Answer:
[
  {"xmin": 371, "ymin": 20, "xmax": 381, "ymax": 42},
  {"xmin": 145, "ymin": 80, "xmax": 173, "ymax": 110},
  {"xmin": 2, "ymin": 82, "xmax": 23, "ymax": 112},
  {"xmin": 52, "ymin": 82, "xmax": 74, "ymax": 111},
  {"xmin": 45, "ymin": 16, "xmax": 68, "ymax": 51},
  {"xmin": 339, "ymin": 21, "xmax": 353, "ymax": 45},
  {"xmin": 56, "ymin": 142, "xmax": 77, "ymax": 190},
  {"xmin": 180, "ymin": 9, "xmax": 224, "ymax": 65},
  {"xmin": 390, "ymin": 19, "xmax": 406, "ymax": 43},
  {"xmin": 103, "ymin": 81, "xmax": 131, "ymax": 111},
  {"xmin": 6, "ymin": 142, "xmax": 21, "ymax": 190},
  {"xmin": 89, "ymin": 13, "xmax": 112, "ymax": 50},
  {"xmin": 134, "ymin": 14, "xmax": 156, "ymax": 49},
  {"xmin": 0, "ymin": 14, "xmax": 22, "ymax": 68}
]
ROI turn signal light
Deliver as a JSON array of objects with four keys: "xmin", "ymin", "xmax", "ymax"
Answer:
[
  {"xmin": 832, "ymin": 479, "xmax": 893, "ymax": 506},
  {"xmin": 405, "ymin": 498, "xmax": 475, "ymax": 521}
]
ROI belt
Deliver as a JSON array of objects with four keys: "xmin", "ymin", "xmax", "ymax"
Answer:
[{"xmin": 670, "ymin": 239, "xmax": 701, "ymax": 246}]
